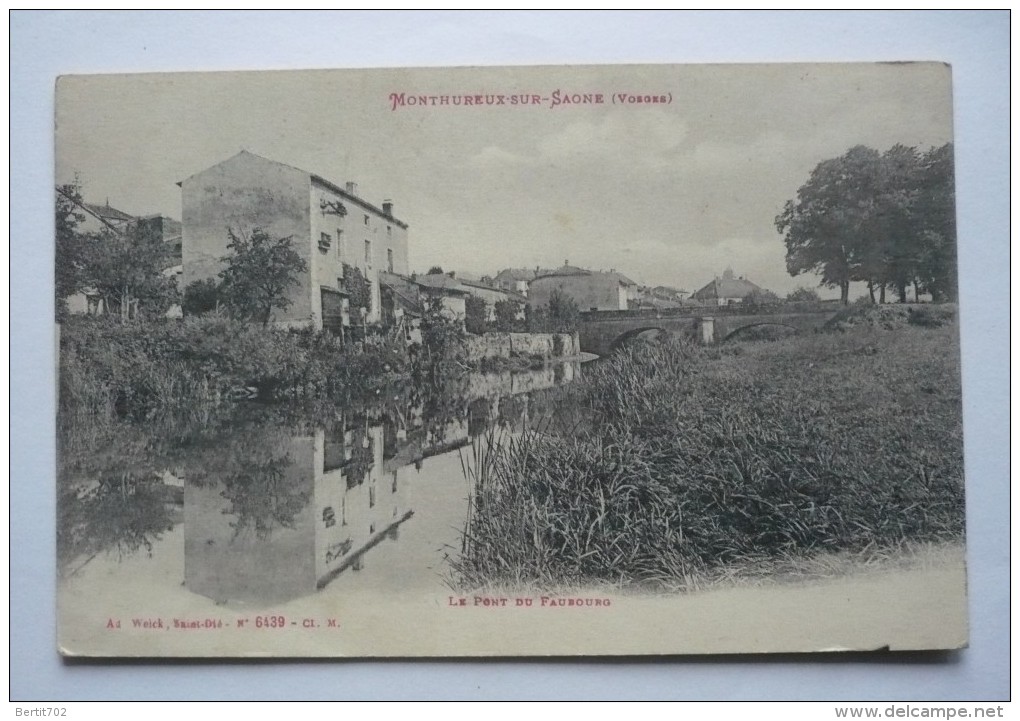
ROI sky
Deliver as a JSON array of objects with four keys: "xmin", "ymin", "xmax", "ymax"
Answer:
[{"xmin": 56, "ymin": 62, "xmax": 953, "ymax": 298}]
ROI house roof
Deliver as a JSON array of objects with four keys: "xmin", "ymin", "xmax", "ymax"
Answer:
[
  {"xmin": 83, "ymin": 202, "xmax": 135, "ymax": 223},
  {"xmin": 460, "ymin": 279, "xmax": 527, "ymax": 303},
  {"xmin": 604, "ymin": 271, "xmax": 637, "ymax": 287},
  {"xmin": 413, "ymin": 273, "xmax": 471, "ymax": 295},
  {"xmin": 535, "ymin": 265, "xmax": 591, "ymax": 279},
  {"xmin": 310, "ymin": 174, "xmax": 409, "ymax": 230},
  {"xmin": 691, "ymin": 276, "xmax": 765, "ymax": 300},
  {"xmin": 178, "ymin": 150, "xmax": 408, "ymax": 229},
  {"xmin": 534, "ymin": 265, "xmax": 637, "ymax": 286},
  {"xmin": 495, "ymin": 268, "xmax": 539, "ymax": 282},
  {"xmin": 652, "ymin": 285, "xmax": 687, "ymax": 296}
]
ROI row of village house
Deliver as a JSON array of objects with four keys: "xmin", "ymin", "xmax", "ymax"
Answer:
[{"xmin": 66, "ymin": 151, "xmax": 775, "ymax": 329}]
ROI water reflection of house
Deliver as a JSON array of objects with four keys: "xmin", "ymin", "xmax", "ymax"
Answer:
[
  {"xmin": 315, "ymin": 424, "xmax": 413, "ymax": 586},
  {"xmin": 183, "ymin": 425, "xmax": 414, "ymax": 605},
  {"xmin": 182, "ymin": 363, "xmax": 580, "ymax": 606}
]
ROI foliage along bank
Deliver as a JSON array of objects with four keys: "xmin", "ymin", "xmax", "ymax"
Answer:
[{"xmin": 58, "ymin": 316, "xmax": 409, "ymax": 421}]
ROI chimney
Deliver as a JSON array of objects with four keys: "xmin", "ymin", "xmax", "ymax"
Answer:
[
  {"xmin": 345, "ymin": 181, "xmax": 358, "ymax": 196},
  {"xmin": 382, "ymin": 199, "xmax": 393, "ymax": 216}
]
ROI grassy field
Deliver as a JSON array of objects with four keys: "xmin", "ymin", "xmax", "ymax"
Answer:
[{"xmin": 453, "ymin": 308, "xmax": 965, "ymax": 591}]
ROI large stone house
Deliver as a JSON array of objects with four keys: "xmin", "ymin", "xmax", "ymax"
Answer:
[
  {"xmin": 493, "ymin": 268, "xmax": 539, "ymax": 297},
  {"xmin": 691, "ymin": 268, "xmax": 773, "ymax": 306},
  {"xmin": 179, "ymin": 151, "xmax": 409, "ymax": 330},
  {"xmin": 527, "ymin": 264, "xmax": 636, "ymax": 312}
]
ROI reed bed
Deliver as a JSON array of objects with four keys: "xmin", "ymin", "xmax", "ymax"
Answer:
[{"xmin": 453, "ymin": 319, "xmax": 965, "ymax": 591}]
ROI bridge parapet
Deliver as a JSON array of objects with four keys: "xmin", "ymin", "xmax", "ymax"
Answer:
[{"xmin": 577, "ymin": 308, "xmax": 839, "ymax": 356}]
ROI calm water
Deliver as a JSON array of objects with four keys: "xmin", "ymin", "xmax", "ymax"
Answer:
[{"xmin": 58, "ymin": 362, "xmax": 580, "ymax": 609}]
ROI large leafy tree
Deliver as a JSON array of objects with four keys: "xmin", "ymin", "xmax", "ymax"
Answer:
[
  {"xmin": 776, "ymin": 146, "xmax": 883, "ymax": 304},
  {"xmin": 876, "ymin": 144, "xmax": 923, "ymax": 303},
  {"xmin": 914, "ymin": 143, "xmax": 957, "ymax": 301},
  {"xmin": 777, "ymin": 143, "xmax": 956, "ymax": 304},
  {"xmin": 218, "ymin": 227, "xmax": 308, "ymax": 325}
]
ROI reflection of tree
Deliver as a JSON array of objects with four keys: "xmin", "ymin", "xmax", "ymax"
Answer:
[
  {"xmin": 497, "ymin": 394, "xmax": 526, "ymax": 431},
  {"xmin": 58, "ymin": 472, "xmax": 177, "ymax": 574},
  {"xmin": 417, "ymin": 374, "xmax": 470, "ymax": 445},
  {"xmin": 220, "ymin": 452, "xmax": 309, "ymax": 541},
  {"xmin": 468, "ymin": 397, "xmax": 491, "ymax": 438}
]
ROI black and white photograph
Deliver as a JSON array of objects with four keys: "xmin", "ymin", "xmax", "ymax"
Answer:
[{"xmin": 53, "ymin": 62, "xmax": 967, "ymax": 658}]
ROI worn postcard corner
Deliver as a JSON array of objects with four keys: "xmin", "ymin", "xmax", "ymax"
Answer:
[{"xmin": 55, "ymin": 62, "xmax": 966, "ymax": 658}]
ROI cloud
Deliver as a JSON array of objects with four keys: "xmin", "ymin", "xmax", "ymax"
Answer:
[
  {"xmin": 468, "ymin": 144, "xmax": 527, "ymax": 168},
  {"xmin": 465, "ymin": 108, "xmax": 689, "ymax": 173}
]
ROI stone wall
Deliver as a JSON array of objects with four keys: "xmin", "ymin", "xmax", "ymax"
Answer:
[{"xmin": 464, "ymin": 332, "xmax": 580, "ymax": 362}]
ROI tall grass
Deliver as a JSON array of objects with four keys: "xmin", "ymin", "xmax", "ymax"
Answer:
[{"xmin": 453, "ymin": 321, "xmax": 965, "ymax": 591}]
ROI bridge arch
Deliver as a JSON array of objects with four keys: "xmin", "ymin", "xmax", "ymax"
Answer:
[
  {"xmin": 609, "ymin": 326, "xmax": 668, "ymax": 353},
  {"xmin": 721, "ymin": 321, "xmax": 801, "ymax": 343}
]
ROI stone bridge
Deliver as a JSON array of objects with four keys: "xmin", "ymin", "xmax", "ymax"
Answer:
[{"xmin": 577, "ymin": 308, "xmax": 841, "ymax": 357}]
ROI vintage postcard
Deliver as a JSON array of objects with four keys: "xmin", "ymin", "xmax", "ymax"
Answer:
[{"xmin": 55, "ymin": 63, "xmax": 966, "ymax": 657}]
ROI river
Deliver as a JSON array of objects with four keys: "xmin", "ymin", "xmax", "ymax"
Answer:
[{"xmin": 57, "ymin": 362, "xmax": 581, "ymax": 613}]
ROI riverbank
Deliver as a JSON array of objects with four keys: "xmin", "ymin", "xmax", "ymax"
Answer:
[
  {"xmin": 58, "ymin": 316, "xmax": 581, "ymax": 421},
  {"xmin": 454, "ymin": 317, "xmax": 965, "ymax": 591},
  {"xmin": 59, "ymin": 316, "xmax": 411, "ymax": 419}
]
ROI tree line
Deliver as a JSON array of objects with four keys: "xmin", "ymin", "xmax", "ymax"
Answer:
[{"xmin": 776, "ymin": 143, "xmax": 956, "ymax": 304}]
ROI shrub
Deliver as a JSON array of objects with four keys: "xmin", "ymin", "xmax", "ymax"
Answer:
[
  {"xmin": 182, "ymin": 278, "xmax": 221, "ymax": 316},
  {"xmin": 492, "ymin": 299, "xmax": 522, "ymax": 332},
  {"xmin": 786, "ymin": 286, "xmax": 821, "ymax": 302},
  {"xmin": 528, "ymin": 290, "xmax": 580, "ymax": 333},
  {"xmin": 907, "ymin": 304, "xmax": 956, "ymax": 328},
  {"xmin": 465, "ymin": 295, "xmax": 487, "ymax": 335}
]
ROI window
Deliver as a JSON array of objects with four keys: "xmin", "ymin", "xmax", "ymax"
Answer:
[
  {"xmin": 336, "ymin": 229, "xmax": 344, "ymax": 258},
  {"xmin": 364, "ymin": 239, "xmax": 371, "ymax": 266},
  {"xmin": 363, "ymin": 214, "xmax": 370, "ymax": 226},
  {"xmin": 387, "ymin": 248, "xmax": 394, "ymax": 273},
  {"xmin": 387, "ymin": 225, "xmax": 392, "ymax": 238},
  {"xmin": 318, "ymin": 232, "xmax": 331, "ymax": 252}
]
